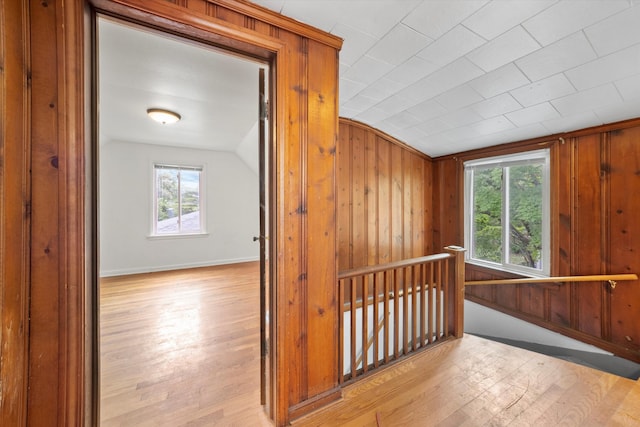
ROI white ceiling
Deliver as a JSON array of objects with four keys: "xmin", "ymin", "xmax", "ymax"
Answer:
[
  {"xmin": 253, "ymin": 0, "xmax": 640, "ymax": 157},
  {"xmin": 98, "ymin": 18, "xmax": 261, "ymax": 153}
]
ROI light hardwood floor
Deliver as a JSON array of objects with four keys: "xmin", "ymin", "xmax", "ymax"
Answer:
[
  {"xmin": 293, "ymin": 334, "xmax": 640, "ymax": 426},
  {"xmin": 101, "ymin": 263, "xmax": 640, "ymax": 426},
  {"xmin": 100, "ymin": 262, "xmax": 272, "ymax": 426}
]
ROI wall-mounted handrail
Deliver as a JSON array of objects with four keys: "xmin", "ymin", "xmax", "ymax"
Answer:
[{"xmin": 466, "ymin": 273, "xmax": 637, "ymax": 286}]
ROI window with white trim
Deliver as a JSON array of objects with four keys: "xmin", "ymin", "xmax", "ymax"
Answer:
[
  {"xmin": 153, "ymin": 164, "xmax": 203, "ymax": 235},
  {"xmin": 464, "ymin": 149, "xmax": 550, "ymax": 276}
]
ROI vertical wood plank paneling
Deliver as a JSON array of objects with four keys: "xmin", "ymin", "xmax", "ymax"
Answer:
[
  {"xmin": 366, "ymin": 131, "xmax": 379, "ymax": 266},
  {"xmin": 337, "ymin": 122, "xmax": 351, "ymax": 271},
  {"xmin": 377, "ymin": 137, "xmax": 391, "ymax": 264},
  {"xmin": 305, "ymin": 39, "xmax": 338, "ymax": 398},
  {"xmin": 351, "ymin": 126, "xmax": 366, "ymax": 269},
  {"xmin": 609, "ymin": 127, "xmax": 640, "ymax": 353},
  {"xmin": 551, "ymin": 138, "xmax": 573, "ymax": 327},
  {"xmin": 28, "ymin": 0, "xmax": 61, "ymax": 423},
  {"xmin": 390, "ymin": 144, "xmax": 403, "ymax": 262},
  {"xmin": 1, "ymin": 1, "xmax": 30, "ymax": 424},
  {"xmin": 443, "ymin": 125, "xmax": 640, "ymax": 363},
  {"xmin": 336, "ymin": 119, "xmax": 433, "ymax": 272},
  {"xmin": 403, "ymin": 151, "xmax": 413, "ymax": 259},
  {"xmin": 574, "ymin": 134, "xmax": 603, "ymax": 337},
  {"xmin": 423, "ymin": 159, "xmax": 433, "ymax": 256}
]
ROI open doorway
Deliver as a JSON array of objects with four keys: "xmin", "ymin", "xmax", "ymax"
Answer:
[{"xmin": 96, "ymin": 16, "xmax": 270, "ymax": 425}]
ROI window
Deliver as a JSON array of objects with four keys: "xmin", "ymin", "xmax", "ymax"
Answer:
[
  {"xmin": 153, "ymin": 164, "xmax": 204, "ymax": 235},
  {"xmin": 464, "ymin": 149, "xmax": 550, "ymax": 276}
]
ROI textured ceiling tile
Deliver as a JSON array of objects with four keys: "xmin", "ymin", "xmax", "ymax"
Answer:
[
  {"xmin": 384, "ymin": 111, "xmax": 422, "ymax": 129},
  {"xmin": 331, "ymin": 23, "xmax": 378, "ymax": 66},
  {"xmin": 416, "ymin": 118, "xmax": 454, "ymax": 136},
  {"xmin": 585, "ymin": 5, "xmax": 640, "ymax": 56},
  {"xmin": 523, "ymin": 0, "xmax": 629, "ymax": 46},
  {"xmin": 615, "ymin": 74, "xmax": 640, "ymax": 101},
  {"xmin": 342, "ymin": 94, "xmax": 380, "ymax": 112},
  {"xmin": 462, "ymin": 0, "xmax": 557, "ymax": 40},
  {"xmin": 335, "ymin": 0, "xmax": 422, "ymax": 39},
  {"xmin": 472, "ymin": 93, "xmax": 522, "ymax": 119},
  {"xmin": 367, "ymin": 24, "xmax": 433, "ymax": 65},
  {"xmin": 407, "ymin": 99, "xmax": 447, "ymax": 121},
  {"xmin": 506, "ymin": 102, "xmax": 560, "ymax": 126},
  {"xmin": 416, "ymin": 25, "xmax": 485, "ymax": 67},
  {"xmin": 468, "ymin": 63, "xmax": 530, "ymax": 99},
  {"xmin": 402, "ymin": 0, "xmax": 488, "ymax": 39},
  {"xmin": 438, "ymin": 107, "xmax": 484, "ymax": 127},
  {"xmin": 354, "ymin": 107, "xmax": 391, "ymax": 124},
  {"xmin": 542, "ymin": 111, "xmax": 601, "ymax": 133},
  {"xmin": 339, "ymin": 77, "xmax": 367, "ymax": 102},
  {"xmin": 384, "ymin": 56, "xmax": 440, "ymax": 86},
  {"xmin": 510, "ymin": 74, "xmax": 575, "ymax": 107},
  {"xmin": 515, "ymin": 32, "xmax": 597, "ymax": 82},
  {"xmin": 342, "ymin": 55, "xmax": 395, "ymax": 86},
  {"xmin": 594, "ymin": 97, "xmax": 640, "ymax": 123},
  {"xmin": 471, "ymin": 115, "xmax": 515, "ymax": 135},
  {"xmin": 565, "ymin": 44, "xmax": 640, "ymax": 90},
  {"xmin": 551, "ymin": 84, "xmax": 622, "ymax": 116},
  {"xmin": 466, "ymin": 26, "xmax": 540, "ymax": 72},
  {"xmin": 435, "ymin": 85, "xmax": 484, "ymax": 111},
  {"xmin": 401, "ymin": 57, "xmax": 485, "ymax": 102},
  {"xmin": 358, "ymin": 78, "xmax": 406, "ymax": 101}
]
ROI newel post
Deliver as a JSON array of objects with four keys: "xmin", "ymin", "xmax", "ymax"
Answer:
[{"xmin": 445, "ymin": 246, "xmax": 466, "ymax": 338}]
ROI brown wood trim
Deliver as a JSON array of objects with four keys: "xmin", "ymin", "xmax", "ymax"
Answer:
[
  {"xmin": 288, "ymin": 387, "xmax": 342, "ymax": 421},
  {"xmin": 339, "ymin": 117, "xmax": 433, "ymax": 161},
  {"xmin": 601, "ymin": 132, "xmax": 612, "ymax": 341},
  {"xmin": 1, "ymin": 1, "xmax": 31, "ymax": 424},
  {"xmin": 435, "ymin": 116, "xmax": 640, "ymax": 162},
  {"xmin": 91, "ymin": 0, "xmax": 285, "ymax": 58},
  {"xmin": 338, "ymin": 253, "xmax": 452, "ymax": 279},
  {"xmin": 215, "ymin": 0, "xmax": 343, "ymax": 49}
]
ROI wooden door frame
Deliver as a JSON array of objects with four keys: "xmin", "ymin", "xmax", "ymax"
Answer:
[
  {"xmin": 88, "ymin": 0, "xmax": 284, "ymax": 423},
  {"xmin": 17, "ymin": 1, "xmax": 340, "ymax": 425}
]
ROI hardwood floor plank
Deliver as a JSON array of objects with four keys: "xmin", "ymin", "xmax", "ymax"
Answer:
[{"xmin": 100, "ymin": 262, "xmax": 271, "ymax": 427}]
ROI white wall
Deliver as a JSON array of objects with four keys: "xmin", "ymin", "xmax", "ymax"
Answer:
[
  {"xmin": 99, "ymin": 140, "xmax": 259, "ymax": 276},
  {"xmin": 464, "ymin": 300, "xmax": 611, "ymax": 354}
]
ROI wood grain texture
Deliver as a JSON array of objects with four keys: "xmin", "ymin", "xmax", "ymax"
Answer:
[
  {"xmin": 445, "ymin": 120, "xmax": 640, "ymax": 363},
  {"xmin": 99, "ymin": 262, "xmax": 272, "ymax": 426},
  {"xmin": 291, "ymin": 334, "xmax": 640, "ymax": 427},
  {"xmin": 337, "ymin": 119, "xmax": 432, "ymax": 271},
  {"xmin": 0, "ymin": 1, "xmax": 30, "ymax": 424}
]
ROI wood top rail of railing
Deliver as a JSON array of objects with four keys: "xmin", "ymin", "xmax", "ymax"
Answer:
[
  {"xmin": 338, "ymin": 253, "xmax": 453, "ymax": 280},
  {"xmin": 466, "ymin": 273, "xmax": 638, "ymax": 287}
]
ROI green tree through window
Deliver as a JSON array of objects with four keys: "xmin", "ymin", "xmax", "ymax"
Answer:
[{"xmin": 465, "ymin": 149, "xmax": 549, "ymax": 276}]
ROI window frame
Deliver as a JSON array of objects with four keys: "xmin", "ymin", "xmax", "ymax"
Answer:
[
  {"xmin": 151, "ymin": 163, "xmax": 206, "ymax": 237},
  {"xmin": 464, "ymin": 148, "xmax": 551, "ymax": 277}
]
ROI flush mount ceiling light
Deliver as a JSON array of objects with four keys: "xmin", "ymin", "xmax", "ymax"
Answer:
[{"xmin": 147, "ymin": 108, "xmax": 181, "ymax": 125}]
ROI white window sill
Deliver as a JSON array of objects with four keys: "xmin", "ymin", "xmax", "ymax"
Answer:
[
  {"xmin": 465, "ymin": 259, "xmax": 549, "ymax": 279},
  {"xmin": 147, "ymin": 232, "xmax": 209, "ymax": 240}
]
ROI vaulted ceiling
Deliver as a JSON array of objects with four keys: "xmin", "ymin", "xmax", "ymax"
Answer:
[{"xmin": 252, "ymin": 0, "xmax": 640, "ymax": 157}]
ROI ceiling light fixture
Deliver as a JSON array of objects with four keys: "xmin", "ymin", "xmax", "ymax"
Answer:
[{"xmin": 147, "ymin": 108, "xmax": 181, "ymax": 125}]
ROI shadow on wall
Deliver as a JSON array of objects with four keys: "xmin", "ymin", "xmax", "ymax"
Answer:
[{"xmin": 464, "ymin": 300, "xmax": 640, "ymax": 380}]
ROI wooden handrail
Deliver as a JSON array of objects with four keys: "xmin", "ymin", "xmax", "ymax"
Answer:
[
  {"xmin": 338, "ymin": 253, "xmax": 452, "ymax": 279},
  {"xmin": 466, "ymin": 273, "xmax": 638, "ymax": 286}
]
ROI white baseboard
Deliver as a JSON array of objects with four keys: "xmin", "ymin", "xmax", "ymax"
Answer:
[{"xmin": 99, "ymin": 256, "xmax": 260, "ymax": 277}]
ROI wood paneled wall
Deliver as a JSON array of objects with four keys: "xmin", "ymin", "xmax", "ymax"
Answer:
[
  {"xmin": 4, "ymin": 1, "xmax": 341, "ymax": 426},
  {"xmin": 1, "ymin": 2, "xmax": 30, "ymax": 424},
  {"xmin": 337, "ymin": 119, "xmax": 432, "ymax": 271},
  {"xmin": 434, "ymin": 120, "xmax": 640, "ymax": 363}
]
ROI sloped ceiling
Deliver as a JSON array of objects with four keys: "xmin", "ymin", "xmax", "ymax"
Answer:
[
  {"xmin": 98, "ymin": 17, "xmax": 261, "ymax": 156},
  {"xmin": 252, "ymin": 0, "xmax": 640, "ymax": 157}
]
